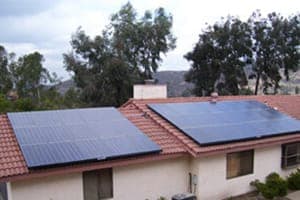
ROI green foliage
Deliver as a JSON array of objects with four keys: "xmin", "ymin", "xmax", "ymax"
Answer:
[
  {"xmin": 248, "ymin": 11, "xmax": 300, "ymax": 95},
  {"xmin": 62, "ymin": 87, "xmax": 85, "ymax": 108},
  {"xmin": 250, "ymin": 172, "xmax": 287, "ymax": 199},
  {"xmin": 0, "ymin": 94, "xmax": 12, "ymax": 113},
  {"xmin": 64, "ymin": 2, "xmax": 175, "ymax": 106},
  {"xmin": 0, "ymin": 46, "xmax": 13, "ymax": 94},
  {"xmin": 185, "ymin": 16, "xmax": 252, "ymax": 96},
  {"xmin": 12, "ymin": 52, "xmax": 55, "ymax": 100},
  {"xmin": 186, "ymin": 11, "xmax": 300, "ymax": 96},
  {"xmin": 287, "ymin": 168, "xmax": 300, "ymax": 190},
  {"xmin": 109, "ymin": 3, "xmax": 176, "ymax": 79},
  {"xmin": 0, "ymin": 94, "xmax": 34, "ymax": 113},
  {"xmin": 14, "ymin": 98, "xmax": 35, "ymax": 111},
  {"xmin": 0, "ymin": 44, "xmax": 78, "ymax": 113},
  {"xmin": 38, "ymin": 87, "xmax": 64, "ymax": 110}
]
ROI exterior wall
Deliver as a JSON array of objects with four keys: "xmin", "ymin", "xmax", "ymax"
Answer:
[
  {"xmin": 9, "ymin": 145, "xmax": 299, "ymax": 200},
  {"xmin": 133, "ymin": 85, "xmax": 167, "ymax": 99},
  {"xmin": 8, "ymin": 157, "xmax": 189, "ymax": 200},
  {"xmin": 193, "ymin": 145, "xmax": 300, "ymax": 200},
  {"xmin": 112, "ymin": 157, "xmax": 189, "ymax": 200},
  {"xmin": 9, "ymin": 173, "xmax": 83, "ymax": 200}
]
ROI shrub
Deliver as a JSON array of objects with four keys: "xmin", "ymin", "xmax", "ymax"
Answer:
[
  {"xmin": 15, "ymin": 98, "xmax": 35, "ymax": 111},
  {"xmin": 250, "ymin": 172, "xmax": 287, "ymax": 199},
  {"xmin": 287, "ymin": 168, "xmax": 300, "ymax": 190},
  {"xmin": 265, "ymin": 173, "xmax": 287, "ymax": 197}
]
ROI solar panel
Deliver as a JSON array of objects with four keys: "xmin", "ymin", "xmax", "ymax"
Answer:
[
  {"xmin": 148, "ymin": 100, "xmax": 300, "ymax": 145},
  {"xmin": 8, "ymin": 107, "xmax": 160, "ymax": 168}
]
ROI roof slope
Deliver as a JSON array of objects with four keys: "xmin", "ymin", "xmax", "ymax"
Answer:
[
  {"xmin": 0, "ymin": 95, "xmax": 299, "ymax": 180},
  {"xmin": 122, "ymin": 95, "xmax": 300, "ymax": 156},
  {"xmin": 0, "ymin": 115, "xmax": 28, "ymax": 178},
  {"xmin": 119, "ymin": 102, "xmax": 186, "ymax": 155}
]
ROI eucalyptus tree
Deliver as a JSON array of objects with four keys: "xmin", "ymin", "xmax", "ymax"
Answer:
[
  {"xmin": 185, "ymin": 16, "xmax": 252, "ymax": 96},
  {"xmin": 64, "ymin": 2, "xmax": 176, "ymax": 106}
]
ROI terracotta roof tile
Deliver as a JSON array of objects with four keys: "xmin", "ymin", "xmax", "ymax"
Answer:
[
  {"xmin": 124, "ymin": 95, "xmax": 300, "ymax": 156},
  {"xmin": 119, "ymin": 103, "xmax": 187, "ymax": 155},
  {"xmin": 0, "ymin": 115, "xmax": 28, "ymax": 178},
  {"xmin": 1, "ymin": 95, "xmax": 300, "ymax": 180}
]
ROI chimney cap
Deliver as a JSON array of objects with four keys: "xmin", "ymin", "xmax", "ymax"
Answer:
[{"xmin": 144, "ymin": 79, "xmax": 156, "ymax": 85}]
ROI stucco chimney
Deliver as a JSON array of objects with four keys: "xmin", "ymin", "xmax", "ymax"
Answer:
[{"xmin": 133, "ymin": 80, "xmax": 167, "ymax": 99}]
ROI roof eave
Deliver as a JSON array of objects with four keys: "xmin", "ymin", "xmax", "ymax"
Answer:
[{"xmin": 0, "ymin": 152, "xmax": 188, "ymax": 183}]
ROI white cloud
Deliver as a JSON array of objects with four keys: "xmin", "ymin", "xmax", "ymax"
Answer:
[{"xmin": 1, "ymin": 0, "xmax": 299, "ymax": 79}]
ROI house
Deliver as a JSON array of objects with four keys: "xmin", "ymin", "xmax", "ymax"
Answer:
[{"xmin": 0, "ymin": 84, "xmax": 300, "ymax": 200}]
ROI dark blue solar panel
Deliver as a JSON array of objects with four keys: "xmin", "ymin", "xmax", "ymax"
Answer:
[
  {"xmin": 8, "ymin": 107, "xmax": 160, "ymax": 168},
  {"xmin": 148, "ymin": 101, "xmax": 300, "ymax": 145}
]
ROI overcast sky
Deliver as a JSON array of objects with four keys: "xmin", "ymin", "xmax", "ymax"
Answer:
[{"xmin": 1, "ymin": 0, "xmax": 299, "ymax": 80}]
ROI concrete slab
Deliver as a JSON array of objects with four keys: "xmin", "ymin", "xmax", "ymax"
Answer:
[{"xmin": 287, "ymin": 191, "xmax": 300, "ymax": 200}]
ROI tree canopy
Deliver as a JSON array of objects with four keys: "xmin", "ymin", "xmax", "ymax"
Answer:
[
  {"xmin": 185, "ymin": 11, "xmax": 300, "ymax": 96},
  {"xmin": 0, "ymin": 45, "xmax": 76, "ymax": 113},
  {"xmin": 0, "ymin": 46, "xmax": 13, "ymax": 94},
  {"xmin": 64, "ymin": 2, "xmax": 176, "ymax": 106}
]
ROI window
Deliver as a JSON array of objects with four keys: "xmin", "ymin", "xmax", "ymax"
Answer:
[
  {"xmin": 282, "ymin": 142, "xmax": 300, "ymax": 168},
  {"xmin": 83, "ymin": 168, "xmax": 113, "ymax": 200},
  {"xmin": 0, "ymin": 183, "xmax": 7, "ymax": 200},
  {"xmin": 227, "ymin": 150, "xmax": 254, "ymax": 179}
]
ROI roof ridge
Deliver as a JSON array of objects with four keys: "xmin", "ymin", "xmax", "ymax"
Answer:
[
  {"xmin": 130, "ymin": 101, "xmax": 198, "ymax": 157},
  {"xmin": 124, "ymin": 95, "xmax": 300, "ymax": 103},
  {"xmin": 119, "ymin": 98, "xmax": 135, "ymax": 108}
]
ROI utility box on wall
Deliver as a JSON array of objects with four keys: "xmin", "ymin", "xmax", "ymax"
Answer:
[{"xmin": 172, "ymin": 193, "xmax": 197, "ymax": 200}]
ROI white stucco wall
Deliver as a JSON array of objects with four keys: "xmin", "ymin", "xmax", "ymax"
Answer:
[
  {"xmin": 8, "ymin": 145, "xmax": 299, "ymax": 200},
  {"xmin": 8, "ymin": 157, "xmax": 189, "ymax": 200},
  {"xmin": 193, "ymin": 145, "xmax": 300, "ymax": 200},
  {"xmin": 9, "ymin": 173, "xmax": 83, "ymax": 200},
  {"xmin": 112, "ymin": 157, "xmax": 189, "ymax": 200}
]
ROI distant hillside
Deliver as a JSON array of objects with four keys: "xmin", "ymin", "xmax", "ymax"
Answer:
[
  {"xmin": 55, "ymin": 70, "xmax": 300, "ymax": 97},
  {"xmin": 56, "ymin": 79, "xmax": 76, "ymax": 95},
  {"xmin": 153, "ymin": 71, "xmax": 194, "ymax": 97},
  {"xmin": 56, "ymin": 71, "xmax": 194, "ymax": 97}
]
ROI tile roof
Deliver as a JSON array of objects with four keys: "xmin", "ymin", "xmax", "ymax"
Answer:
[
  {"xmin": 122, "ymin": 95, "xmax": 300, "ymax": 156},
  {"xmin": 119, "ymin": 103, "xmax": 186, "ymax": 155},
  {"xmin": 0, "ymin": 95, "xmax": 299, "ymax": 181},
  {"xmin": 0, "ymin": 115, "xmax": 28, "ymax": 178}
]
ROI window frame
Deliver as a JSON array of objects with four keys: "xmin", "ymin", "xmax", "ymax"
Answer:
[
  {"xmin": 226, "ymin": 149, "xmax": 254, "ymax": 179},
  {"xmin": 282, "ymin": 142, "xmax": 300, "ymax": 169},
  {"xmin": 0, "ymin": 182, "xmax": 7, "ymax": 200},
  {"xmin": 83, "ymin": 168, "xmax": 113, "ymax": 200}
]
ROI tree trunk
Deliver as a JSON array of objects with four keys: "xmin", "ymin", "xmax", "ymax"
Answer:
[
  {"xmin": 37, "ymin": 88, "xmax": 41, "ymax": 105},
  {"xmin": 254, "ymin": 72, "xmax": 261, "ymax": 95}
]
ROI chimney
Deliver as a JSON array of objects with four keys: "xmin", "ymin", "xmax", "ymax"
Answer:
[
  {"xmin": 133, "ymin": 79, "xmax": 167, "ymax": 99},
  {"xmin": 210, "ymin": 92, "xmax": 218, "ymax": 103}
]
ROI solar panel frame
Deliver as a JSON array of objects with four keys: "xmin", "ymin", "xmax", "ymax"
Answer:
[
  {"xmin": 148, "ymin": 100, "xmax": 300, "ymax": 146},
  {"xmin": 8, "ymin": 107, "xmax": 161, "ymax": 168}
]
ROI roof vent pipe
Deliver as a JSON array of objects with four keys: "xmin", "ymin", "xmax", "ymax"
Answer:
[{"xmin": 210, "ymin": 92, "xmax": 218, "ymax": 103}]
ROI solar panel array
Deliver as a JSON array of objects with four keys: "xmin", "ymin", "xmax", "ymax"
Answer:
[
  {"xmin": 148, "ymin": 100, "xmax": 300, "ymax": 145},
  {"xmin": 8, "ymin": 108, "xmax": 161, "ymax": 168}
]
